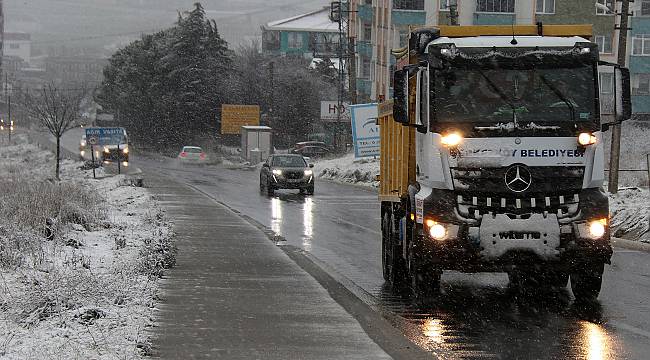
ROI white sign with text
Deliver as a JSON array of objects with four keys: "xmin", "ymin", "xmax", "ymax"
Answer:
[{"xmin": 350, "ymin": 103, "xmax": 379, "ymax": 158}]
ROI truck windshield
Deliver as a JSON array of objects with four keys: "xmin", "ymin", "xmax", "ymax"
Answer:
[{"xmin": 434, "ymin": 65, "xmax": 596, "ymax": 125}]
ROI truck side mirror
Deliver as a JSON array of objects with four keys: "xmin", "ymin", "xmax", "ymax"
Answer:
[
  {"xmin": 615, "ymin": 67, "xmax": 632, "ymax": 122},
  {"xmin": 393, "ymin": 70, "xmax": 409, "ymax": 124}
]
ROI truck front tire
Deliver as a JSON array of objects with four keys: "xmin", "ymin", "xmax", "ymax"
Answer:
[
  {"xmin": 408, "ymin": 223, "xmax": 441, "ymax": 302},
  {"xmin": 570, "ymin": 262, "xmax": 604, "ymax": 301}
]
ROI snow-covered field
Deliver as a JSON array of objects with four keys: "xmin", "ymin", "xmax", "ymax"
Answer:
[
  {"xmin": 315, "ymin": 152, "xmax": 649, "ymax": 242},
  {"xmin": 0, "ymin": 134, "xmax": 174, "ymax": 359}
]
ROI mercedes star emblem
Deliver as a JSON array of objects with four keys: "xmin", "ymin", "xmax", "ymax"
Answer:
[{"xmin": 504, "ymin": 165, "xmax": 532, "ymax": 193}]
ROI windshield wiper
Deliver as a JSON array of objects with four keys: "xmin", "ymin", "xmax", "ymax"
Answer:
[
  {"xmin": 476, "ymin": 69, "xmax": 518, "ymax": 125},
  {"xmin": 539, "ymin": 74, "xmax": 575, "ymax": 122}
]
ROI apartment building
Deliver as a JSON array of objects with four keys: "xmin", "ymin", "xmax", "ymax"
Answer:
[{"xmin": 348, "ymin": 0, "xmax": 650, "ymax": 117}]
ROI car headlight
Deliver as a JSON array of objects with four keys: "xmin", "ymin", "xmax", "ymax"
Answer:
[
  {"xmin": 304, "ymin": 169, "xmax": 313, "ymax": 176},
  {"xmin": 104, "ymin": 147, "xmax": 110, "ymax": 153},
  {"xmin": 123, "ymin": 146, "xmax": 129, "ymax": 154},
  {"xmin": 272, "ymin": 169, "xmax": 282, "ymax": 176}
]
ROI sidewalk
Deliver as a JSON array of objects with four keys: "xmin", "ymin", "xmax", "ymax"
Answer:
[{"xmin": 146, "ymin": 175, "xmax": 391, "ymax": 359}]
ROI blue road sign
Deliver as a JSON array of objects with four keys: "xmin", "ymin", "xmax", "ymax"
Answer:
[{"xmin": 85, "ymin": 127, "xmax": 125, "ymax": 146}]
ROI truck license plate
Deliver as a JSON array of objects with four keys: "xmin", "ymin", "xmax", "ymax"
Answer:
[{"xmin": 498, "ymin": 231, "xmax": 542, "ymax": 240}]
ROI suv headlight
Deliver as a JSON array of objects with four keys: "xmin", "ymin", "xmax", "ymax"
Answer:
[
  {"xmin": 272, "ymin": 169, "xmax": 282, "ymax": 176},
  {"xmin": 304, "ymin": 169, "xmax": 313, "ymax": 176}
]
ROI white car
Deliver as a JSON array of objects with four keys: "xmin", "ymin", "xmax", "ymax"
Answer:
[{"xmin": 178, "ymin": 146, "xmax": 207, "ymax": 165}]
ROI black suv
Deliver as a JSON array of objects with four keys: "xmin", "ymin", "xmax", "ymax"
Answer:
[{"xmin": 260, "ymin": 154, "xmax": 314, "ymax": 195}]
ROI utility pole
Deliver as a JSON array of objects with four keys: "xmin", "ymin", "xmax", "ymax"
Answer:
[
  {"xmin": 348, "ymin": 37, "xmax": 357, "ymax": 105},
  {"xmin": 609, "ymin": 0, "xmax": 631, "ymax": 194},
  {"xmin": 7, "ymin": 93, "xmax": 11, "ymax": 144},
  {"xmin": 268, "ymin": 61, "xmax": 274, "ymax": 127},
  {"xmin": 448, "ymin": 1, "xmax": 459, "ymax": 26}
]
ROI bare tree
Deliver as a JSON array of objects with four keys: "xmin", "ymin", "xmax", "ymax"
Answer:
[{"xmin": 22, "ymin": 84, "xmax": 87, "ymax": 180}]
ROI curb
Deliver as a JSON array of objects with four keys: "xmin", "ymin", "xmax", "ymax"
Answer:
[{"xmin": 612, "ymin": 237, "xmax": 650, "ymax": 253}]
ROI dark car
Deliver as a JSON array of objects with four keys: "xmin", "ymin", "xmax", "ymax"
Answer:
[{"xmin": 260, "ymin": 154, "xmax": 314, "ymax": 196}]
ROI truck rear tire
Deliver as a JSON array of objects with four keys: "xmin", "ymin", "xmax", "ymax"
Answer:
[
  {"xmin": 381, "ymin": 207, "xmax": 407, "ymax": 288},
  {"xmin": 570, "ymin": 262, "xmax": 604, "ymax": 302}
]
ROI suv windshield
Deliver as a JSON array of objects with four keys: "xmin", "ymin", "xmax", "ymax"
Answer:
[
  {"xmin": 272, "ymin": 156, "xmax": 307, "ymax": 167},
  {"xmin": 434, "ymin": 65, "xmax": 596, "ymax": 125}
]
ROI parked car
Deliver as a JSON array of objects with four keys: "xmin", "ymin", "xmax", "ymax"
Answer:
[
  {"xmin": 260, "ymin": 154, "xmax": 314, "ymax": 196},
  {"xmin": 178, "ymin": 146, "xmax": 208, "ymax": 165},
  {"xmin": 292, "ymin": 145, "xmax": 330, "ymax": 158}
]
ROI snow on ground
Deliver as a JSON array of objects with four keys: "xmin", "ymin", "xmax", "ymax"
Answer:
[
  {"xmin": 610, "ymin": 187, "xmax": 650, "ymax": 242},
  {"xmin": 315, "ymin": 152, "xmax": 649, "ymax": 242},
  {"xmin": 314, "ymin": 153, "xmax": 379, "ymax": 188},
  {"xmin": 0, "ymin": 134, "xmax": 174, "ymax": 359},
  {"xmin": 604, "ymin": 121, "xmax": 650, "ymax": 187}
]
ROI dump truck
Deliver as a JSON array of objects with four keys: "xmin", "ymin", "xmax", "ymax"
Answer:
[{"xmin": 379, "ymin": 24, "xmax": 632, "ymax": 302}]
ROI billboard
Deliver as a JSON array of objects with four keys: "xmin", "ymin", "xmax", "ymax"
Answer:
[
  {"xmin": 350, "ymin": 103, "xmax": 379, "ymax": 158},
  {"xmin": 320, "ymin": 101, "xmax": 350, "ymax": 122},
  {"xmin": 221, "ymin": 104, "xmax": 260, "ymax": 134}
]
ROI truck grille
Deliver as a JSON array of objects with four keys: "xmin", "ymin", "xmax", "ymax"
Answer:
[
  {"xmin": 451, "ymin": 166, "xmax": 584, "ymax": 195},
  {"xmin": 456, "ymin": 193, "xmax": 580, "ymax": 219},
  {"xmin": 451, "ymin": 166, "xmax": 584, "ymax": 219}
]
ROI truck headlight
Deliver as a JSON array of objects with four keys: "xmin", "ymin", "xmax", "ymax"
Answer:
[
  {"xmin": 272, "ymin": 169, "xmax": 282, "ymax": 176},
  {"xmin": 588, "ymin": 218, "xmax": 607, "ymax": 238},
  {"xmin": 104, "ymin": 147, "xmax": 110, "ymax": 153},
  {"xmin": 441, "ymin": 132, "xmax": 463, "ymax": 147},
  {"xmin": 425, "ymin": 219, "xmax": 447, "ymax": 241},
  {"xmin": 123, "ymin": 147, "xmax": 129, "ymax": 154},
  {"xmin": 578, "ymin": 132, "xmax": 597, "ymax": 146}
]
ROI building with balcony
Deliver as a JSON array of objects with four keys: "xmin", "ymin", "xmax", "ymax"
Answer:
[{"xmin": 261, "ymin": 7, "xmax": 341, "ymax": 59}]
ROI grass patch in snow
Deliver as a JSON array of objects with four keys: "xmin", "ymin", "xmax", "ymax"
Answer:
[{"xmin": 0, "ymin": 133, "xmax": 174, "ymax": 359}]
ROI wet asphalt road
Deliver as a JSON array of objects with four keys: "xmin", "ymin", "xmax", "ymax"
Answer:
[
  {"xmin": 50, "ymin": 129, "xmax": 650, "ymax": 360},
  {"xmin": 131, "ymin": 156, "xmax": 650, "ymax": 360}
]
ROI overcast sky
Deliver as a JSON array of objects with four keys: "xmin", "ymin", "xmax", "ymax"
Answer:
[{"xmin": 4, "ymin": 0, "xmax": 329, "ymax": 54}]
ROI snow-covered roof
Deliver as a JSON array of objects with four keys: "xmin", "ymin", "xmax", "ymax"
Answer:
[
  {"xmin": 242, "ymin": 126, "xmax": 272, "ymax": 130},
  {"xmin": 428, "ymin": 36, "xmax": 590, "ymax": 49},
  {"xmin": 264, "ymin": 7, "xmax": 339, "ymax": 33},
  {"xmin": 309, "ymin": 58, "xmax": 341, "ymax": 70}
]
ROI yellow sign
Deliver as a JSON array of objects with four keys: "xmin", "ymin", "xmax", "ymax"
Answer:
[{"xmin": 221, "ymin": 104, "xmax": 260, "ymax": 134}]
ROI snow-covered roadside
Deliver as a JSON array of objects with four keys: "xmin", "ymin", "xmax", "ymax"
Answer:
[
  {"xmin": 0, "ymin": 134, "xmax": 174, "ymax": 359},
  {"xmin": 314, "ymin": 153, "xmax": 379, "ymax": 188},
  {"xmin": 610, "ymin": 187, "xmax": 650, "ymax": 242},
  {"xmin": 315, "ymin": 154, "xmax": 649, "ymax": 242}
]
